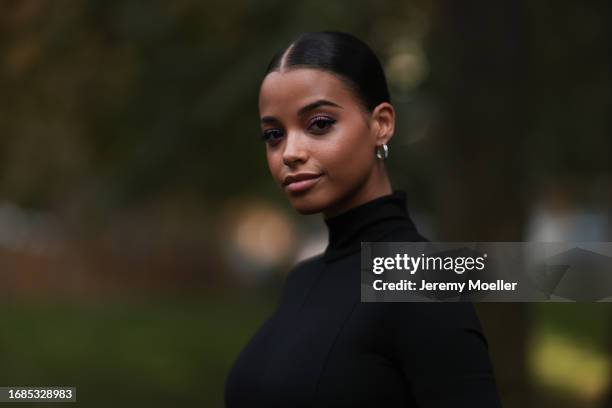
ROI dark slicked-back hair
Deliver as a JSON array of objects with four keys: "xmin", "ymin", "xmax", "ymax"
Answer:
[{"xmin": 263, "ymin": 31, "xmax": 391, "ymax": 114}]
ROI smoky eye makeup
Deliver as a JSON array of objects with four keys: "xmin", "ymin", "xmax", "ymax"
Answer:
[
  {"xmin": 261, "ymin": 128, "xmax": 283, "ymax": 145},
  {"xmin": 307, "ymin": 114, "xmax": 337, "ymax": 134}
]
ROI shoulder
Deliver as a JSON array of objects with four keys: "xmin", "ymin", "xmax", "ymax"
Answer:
[
  {"xmin": 382, "ymin": 302, "xmax": 495, "ymax": 381},
  {"xmin": 385, "ymin": 302, "xmax": 501, "ymax": 405},
  {"xmin": 383, "ymin": 301, "xmax": 488, "ymax": 348}
]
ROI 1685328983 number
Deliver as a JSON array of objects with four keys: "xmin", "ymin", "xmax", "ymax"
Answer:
[{"xmin": 4, "ymin": 387, "xmax": 75, "ymax": 401}]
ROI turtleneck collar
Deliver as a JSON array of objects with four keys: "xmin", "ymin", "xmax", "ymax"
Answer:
[{"xmin": 322, "ymin": 190, "xmax": 417, "ymax": 263}]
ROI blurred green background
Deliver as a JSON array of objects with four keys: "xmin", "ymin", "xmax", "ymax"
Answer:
[{"xmin": 0, "ymin": 0, "xmax": 610, "ymax": 407}]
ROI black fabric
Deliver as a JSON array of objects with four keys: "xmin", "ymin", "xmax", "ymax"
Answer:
[{"xmin": 224, "ymin": 190, "xmax": 502, "ymax": 407}]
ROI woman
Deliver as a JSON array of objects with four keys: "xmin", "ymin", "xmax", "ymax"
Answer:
[{"xmin": 225, "ymin": 31, "xmax": 501, "ymax": 407}]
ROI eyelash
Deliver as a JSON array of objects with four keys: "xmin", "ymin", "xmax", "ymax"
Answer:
[{"xmin": 261, "ymin": 116, "xmax": 337, "ymax": 145}]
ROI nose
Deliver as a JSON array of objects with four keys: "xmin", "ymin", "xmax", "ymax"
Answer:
[{"xmin": 282, "ymin": 132, "xmax": 308, "ymax": 166}]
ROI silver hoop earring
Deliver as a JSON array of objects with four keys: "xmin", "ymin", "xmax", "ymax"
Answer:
[{"xmin": 376, "ymin": 143, "xmax": 389, "ymax": 160}]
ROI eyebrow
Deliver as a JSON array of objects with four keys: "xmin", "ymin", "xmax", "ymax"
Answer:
[{"xmin": 260, "ymin": 99, "xmax": 343, "ymax": 124}]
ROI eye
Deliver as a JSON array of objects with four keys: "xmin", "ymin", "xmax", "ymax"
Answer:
[
  {"xmin": 308, "ymin": 115, "xmax": 336, "ymax": 134},
  {"xmin": 261, "ymin": 129, "xmax": 283, "ymax": 145}
]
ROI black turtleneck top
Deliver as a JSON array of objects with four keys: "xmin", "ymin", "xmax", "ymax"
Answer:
[{"xmin": 224, "ymin": 191, "xmax": 501, "ymax": 407}]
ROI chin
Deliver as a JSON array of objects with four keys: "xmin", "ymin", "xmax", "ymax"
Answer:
[{"xmin": 288, "ymin": 194, "xmax": 326, "ymax": 215}]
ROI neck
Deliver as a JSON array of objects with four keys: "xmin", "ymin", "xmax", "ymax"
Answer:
[
  {"xmin": 323, "ymin": 165, "xmax": 392, "ymax": 219},
  {"xmin": 322, "ymin": 189, "xmax": 416, "ymax": 263}
]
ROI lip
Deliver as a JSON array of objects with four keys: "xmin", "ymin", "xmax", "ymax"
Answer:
[{"xmin": 283, "ymin": 172, "xmax": 323, "ymax": 193}]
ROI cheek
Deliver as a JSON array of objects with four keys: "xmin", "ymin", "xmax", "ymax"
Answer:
[{"xmin": 324, "ymin": 130, "xmax": 374, "ymax": 180}]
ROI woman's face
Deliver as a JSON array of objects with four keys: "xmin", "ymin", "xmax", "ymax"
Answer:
[{"xmin": 258, "ymin": 68, "xmax": 390, "ymax": 217}]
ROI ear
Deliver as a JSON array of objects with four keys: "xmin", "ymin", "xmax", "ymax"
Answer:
[{"xmin": 371, "ymin": 102, "xmax": 395, "ymax": 146}]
